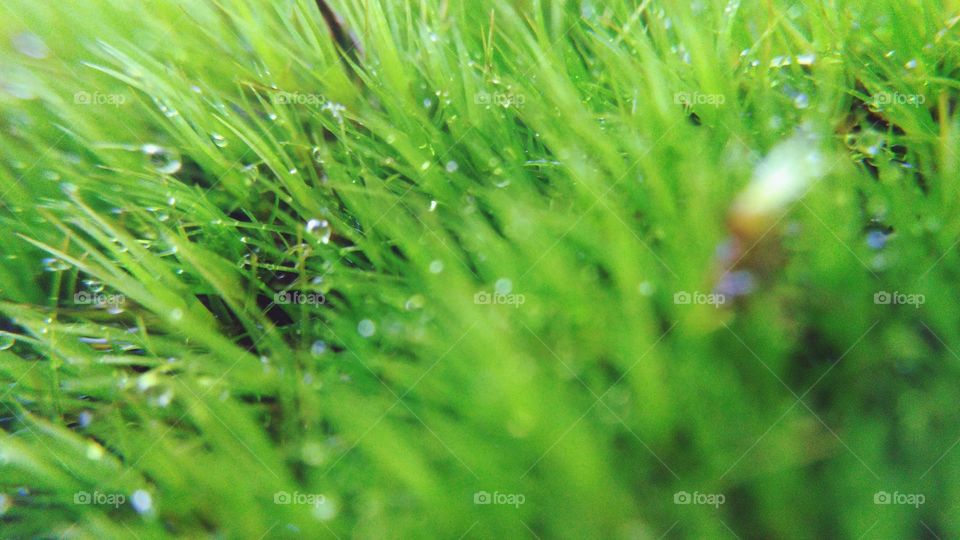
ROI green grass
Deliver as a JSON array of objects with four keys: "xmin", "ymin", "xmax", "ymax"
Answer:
[{"xmin": 1, "ymin": 0, "xmax": 959, "ymax": 538}]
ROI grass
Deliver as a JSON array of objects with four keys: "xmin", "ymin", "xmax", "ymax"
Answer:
[{"xmin": 0, "ymin": 0, "xmax": 959, "ymax": 538}]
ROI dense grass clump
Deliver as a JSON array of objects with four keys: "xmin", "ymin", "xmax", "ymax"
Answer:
[{"xmin": 1, "ymin": 0, "xmax": 959, "ymax": 538}]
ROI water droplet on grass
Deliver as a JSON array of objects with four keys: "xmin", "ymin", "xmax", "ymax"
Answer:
[
  {"xmin": 312, "ymin": 497, "xmax": 338, "ymax": 521},
  {"xmin": 242, "ymin": 164, "xmax": 260, "ymax": 185},
  {"xmin": 429, "ymin": 260, "xmax": 444, "ymax": 273},
  {"xmin": 12, "ymin": 32, "xmax": 49, "ymax": 58},
  {"xmin": 904, "ymin": 59, "xmax": 918, "ymax": 70},
  {"xmin": 445, "ymin": 161, "xmax": 458, "ymax": 173},
  {"xmin": 796, "ymin": 53, "xmax": 816, "ymax": 66},
  {"xmin": 770, "ymin": 55, "xmax": 791, "ymax": 68},
  {"xmin": 793, "ymin": 93, "xmax": 810, "ymax": 109},
  {"xmin": 141, "ymin": 144, "xmax": 182, "ymax": 174},
  {"xmin": 357, "ymin": 319, "xmax": 375, "ymax": 338},
  {"xmin": 867, "ymin": 230, "xmax": 889, "ymax": 250},
  {"xmin": 306, "ymin": 219, "xmax": 332, "ymax": 244},
  {"xmin": 86, "ymin": 442, "xmax": 104, "ymax": 460},
  {"xmin": 0, "ymin": 335, "xmax": 14, "ymax": 351},
  {"xmin": 210, "ymin": 133, "xmax": 228, "ymax": 147},
  {"xmin": 311, "ymin": 340, "xmax": 328, "ymax": 357},
  {"xmin": 404, "ymin": 294, "xmax": 425, "ymax": 310},
  {"xmin": 131, "ymin": 490, "xmax": 152, "ymax": 514},
  {"xmin": 42, "ymin": 258, "xmax": 70, "ymax": 272},
  {"xmin": 495, "ymin": 278, "xmax": 513, "ymax": 295}
]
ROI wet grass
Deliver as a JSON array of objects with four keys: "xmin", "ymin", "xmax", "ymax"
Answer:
[{"xmin": 0, "ymin": 0, "xmax": 959, "ymax": 538}]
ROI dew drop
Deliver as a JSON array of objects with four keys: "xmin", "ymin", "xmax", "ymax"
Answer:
[
  {"xmin": 494, "ymin": 278, "xmax": 513, "ymax": 295},
  {"xmin": 770, "ymin": 55, "xmax": 791, "ymax": 68},
  {"xmin": 210, "ymin": 133, "xmax": 228, "ymax": 147},
  {"xmin": 0, "ymin": 335, "xmax": 14, "ymax": 351},
  {"xmin": 12, "ymin": 32, "xmax": 49, "ymax": 59},
  {"xmin": 86, "ymin": 442, "xmax": 104, "ymax": 461},
  {"xmin": 131, "ymin": 490, "xmax": 152, "ymax": 514},
  {"xmin": 357, "ymin": 319, "xmax": 376, "ymax": 338},
  {"xmin": 306, "ymin": 219, "xmax": 332, "ymax": 244},
  {"xmin": 796, "ymin": 53, "xmax": 816, "ymax": 66},
  {"xmin": 429, "ymin": 260, "xmax": 444, "ymax": 273},
  {"xmin": 42, "ymin": 258, "xmax": 70, "ymax": 272},
  {"xmin": 445, "ymin": 161, "xmax": 459, "ymax": 173},
  {"xmin": 242, "ymin": 164, "xmax": 260, "ymax": 185},
  {"xmin": 404, "ymin": 294, "xmax": 425, "ymax": 311},
  {"xmin": 141, "ymin": 144, "xmax": 182, "ymax": 175},
  {"xmin": 312, "ymin": 497, "xmax": 338, "ymax": 521},
  {"xmin": 638, "ymin": 281, "xmax": 655, "ymax": 296},
  {"xmin": 311, "ymin": 340, "xmax": 328, "ymax": 357}
]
